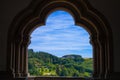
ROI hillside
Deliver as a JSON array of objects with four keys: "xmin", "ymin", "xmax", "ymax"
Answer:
[{"xmin": 28, "ymin": 49, "xmax": 93, "ymax": 77}]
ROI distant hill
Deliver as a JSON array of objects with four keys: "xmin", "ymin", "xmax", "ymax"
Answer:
[
  {"xmin": 62, "ymin": 54, "xmax": 82, "ymax": 59},
  {"xmin": 28, "ymin": 49, "xmax": 93, "ymax": 77}
]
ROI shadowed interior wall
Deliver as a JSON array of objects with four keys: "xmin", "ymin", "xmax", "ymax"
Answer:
[
  {"xmin": 89, "ymin": 0, "xmax": 120, "ymax": 72},
  {"xmin": 0, "ymin": 0, "xmax": 32, "ymax": 71},
  {"xmin": 0, "ymin": 0, "xmax": 120, "ymax": 73}
]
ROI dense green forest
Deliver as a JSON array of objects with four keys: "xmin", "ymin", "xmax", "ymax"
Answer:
[{"xmin": 28, "ymin": 49, "xmax": 93, "ymax": 77}]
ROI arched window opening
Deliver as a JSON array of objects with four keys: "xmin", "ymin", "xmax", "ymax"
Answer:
[
  {"xmin": 7, "ymin": 0, "xmax": 113, "ymax": 79},
  {"xmin": 28, "ymin": 10, "xmax": 93, "ymax": 78}
]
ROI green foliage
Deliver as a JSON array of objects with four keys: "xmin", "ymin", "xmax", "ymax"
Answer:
[{"xmin": 28, "ymin": 49, "xmax": 93, "ymax": 77}]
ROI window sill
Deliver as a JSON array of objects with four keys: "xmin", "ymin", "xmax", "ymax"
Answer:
[{"xmin": 28, "ymin": 77, "xmax": 91, "ymax": 80}]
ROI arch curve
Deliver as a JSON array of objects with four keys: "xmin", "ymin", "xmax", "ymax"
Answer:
[{"xmin": 7, "ymin": 0, "xmax": 113, "ymax": 79}]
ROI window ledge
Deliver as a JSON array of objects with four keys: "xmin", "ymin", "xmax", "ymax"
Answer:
[{"xmin": 28, "ymin": 77, "xmax": 92, "ymax": 80}]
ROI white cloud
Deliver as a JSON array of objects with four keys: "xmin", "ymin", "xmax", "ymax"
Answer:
[{"xmin": 28, "ymin": 10, "xmax": 92, "ymax": 58}]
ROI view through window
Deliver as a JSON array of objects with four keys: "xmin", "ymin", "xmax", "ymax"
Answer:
[{"xmin": 28, "ymin": 10, "xmax": 93, "ymax": 78}]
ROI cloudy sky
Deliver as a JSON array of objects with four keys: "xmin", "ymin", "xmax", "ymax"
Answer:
[{"xmin": 28, "ymin": 10, "xmax": 92, "ymax": 58}]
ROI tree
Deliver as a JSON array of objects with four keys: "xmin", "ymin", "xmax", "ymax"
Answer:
[{"xmin": 28, "ymin": 49, "xmax": 93, "ymax": 77}]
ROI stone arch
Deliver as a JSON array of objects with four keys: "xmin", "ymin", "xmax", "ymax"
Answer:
[{"xmin": 7, "ymin": 0, "xmax": 113, "ymax": 79}]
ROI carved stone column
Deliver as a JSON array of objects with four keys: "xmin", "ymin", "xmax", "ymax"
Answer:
[
  {"xmin": 90, "ymin": 35, "xmax": 100, "ymax": 78},
  {"xmin": 98, "ymin": 34, "xmax": 106, "ymax": 79},
  {"xmin": 12, "ymin": 43, "xmax": 15, "ymax": 77},
  {"xmin": 19, "ymin": 41, "xmax": 24, "ymax": 77},
  {"xmin": 14, "ymin": 35, "xmax": 23, "ymax": 77},
  {"xmin": 8, "ymin": 42, "xmax": 16, "ymax": 78},
  {"xmin": 105, "ymin": 35, "xmax": 113, "ymax": 79},
  {"xmin": 21, "ymin": 35, "xmax": 30, "ymax": 77}
]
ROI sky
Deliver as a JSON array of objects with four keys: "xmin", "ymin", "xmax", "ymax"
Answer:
[{"xmin": 28, "ymin": 10, "xmax": 92, "ymax": 58}]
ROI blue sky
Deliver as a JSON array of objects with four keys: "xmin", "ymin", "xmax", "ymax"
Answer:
[{"xmin": 28, "ymin": 10, "xmax": 92, "ymax": 58}]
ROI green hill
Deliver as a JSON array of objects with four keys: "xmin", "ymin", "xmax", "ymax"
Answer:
[{"xmin": 28, "ymin": 49, "xmax": 93, "ymax": 77}]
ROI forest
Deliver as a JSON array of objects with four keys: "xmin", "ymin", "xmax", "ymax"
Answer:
[{"xmin": 28, "ymin": 49, "xmax": 93, "ymax": 77}]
